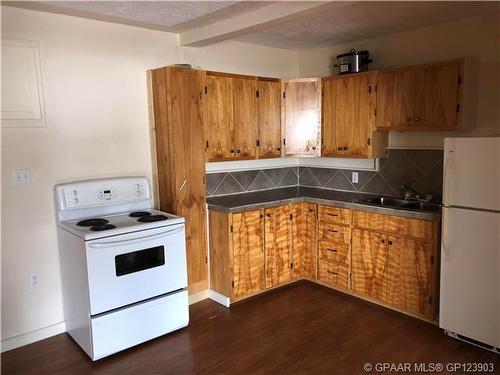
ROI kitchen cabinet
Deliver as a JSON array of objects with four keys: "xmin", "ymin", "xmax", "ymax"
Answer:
[
  {"xmin": 232, "ymin": 209, "xmax": 266, "ymax": 300},
  {"xmin": 257, "ymin": 78, "xmax": 282, "ymax": 158},
  {"xmin": 264, "ymin": 205, "xmax": 292, "ymax": 288},
  {"xmin": 291, "ymin": 203, "xmax": 317, "ymax": 280},
  {"xmin": 282, "ymin": 78, "xmax": 321, "ymax": 157},
  {"xmin": 351, "ymin": 211, "xmax": 437, "ymax": 319},
  {"xmin": 205, "ymin": 72, "xmax": 258, "ymax": 161},
  {"xmin": 322, "ymin": 72, "xmax": 387, "ymax": 158},
  {"xmin": 317, "ymin": 205, "xmax": 350, "ymax": 289},
  {"xmin": 151, "ymin": 67, "xmax": 208, "ymax": 295},
  {"xmin": 376, "ymin": 60, "xmax": 463, "ymax": 131}
]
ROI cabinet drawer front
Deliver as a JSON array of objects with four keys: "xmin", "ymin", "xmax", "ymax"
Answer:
[
  {"xmin": 319, "ymin": 205, "xmax": 351, "ymax": 225},
  {"xmin": 352, "ymin": 210, "xmax": 433, "ymax": 240},
  {"xmin": 319, "ymin": 222, "xmax": 350, "ymax": 243},
  {"xmin": 317, "ymin": 260, "xmax": 348, "ymax": 289},
  {"xmin": 318, "ymin": 240, "xmax": 349, "ymax": 262}
]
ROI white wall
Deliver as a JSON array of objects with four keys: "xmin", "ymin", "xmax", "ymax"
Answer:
[
  {"xmin": 298, "ymin": 15, "xmax": 500, "ymax": 148},
  {"xmin": 0, "ymin": 5, "xmax": 298, "ymax": 348}
]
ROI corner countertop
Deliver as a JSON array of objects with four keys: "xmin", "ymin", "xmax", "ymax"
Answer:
[{"xmin": 207, "ymin": 186, "xmax": 441, "ymax": 221}]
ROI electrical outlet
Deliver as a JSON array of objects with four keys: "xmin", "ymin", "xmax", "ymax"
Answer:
[
  {"xmin": 12, "ymin": 169, "xmax": 31, "ymax": 185},
  {"xmin": 352, "ymin": 172, "xmax": 359, "ymax": 184},
  {"xmin": 29, "ymin": 273, "xmax": 39, "ymax": 288}
]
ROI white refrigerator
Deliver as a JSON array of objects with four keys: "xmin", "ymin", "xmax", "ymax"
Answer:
[{"xmin": 440, "ymin": 137, "xmax": 500, "ymax": 352}]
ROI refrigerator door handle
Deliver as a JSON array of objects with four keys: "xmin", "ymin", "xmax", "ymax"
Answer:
[
  {"xmin": 442, "ymin": 208, "xmax": 451, "ymax": 260},
  {"xmin": 443, "ymin": 150, "xmax": 454, "ymax": 206}
]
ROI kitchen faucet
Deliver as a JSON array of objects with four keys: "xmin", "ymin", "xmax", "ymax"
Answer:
[{"xmin": 401, "ymin": 184, "xmax": 432, "ymax": 202}]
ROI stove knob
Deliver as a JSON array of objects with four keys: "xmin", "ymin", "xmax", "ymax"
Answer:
[
  {"xmin": 73, "ymin": 198, "xmax": 79, "ymax": 204},
  {"xmin": 135, "ymin": 191, "xmax": 141, "ymax": 197},
  {"xmin": 72, "ymin": 190, "xmax": 78, "ymax": 196}
]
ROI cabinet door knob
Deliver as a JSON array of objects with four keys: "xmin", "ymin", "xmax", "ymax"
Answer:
[
  {"xmin": 236, "ymin": 149, "xmax": 241, "ymax": 154},
  {"xmin": 337, "ymin": 147, "xmax": 342, "ymax": 151},
  {"xmin": 277, "ymin": 147, "xmax": 281, "ymax": 151},
  {"xmin": 312, "ymin": 146, "xmax": 317, "ymax": 151},
  {"xmin": 343, "ymin": 146, "xmax": 348, "ymax": 151},
  {"xmin": 266, "ymin": 213, "xmax": 271, "ymax": 217},
  {"xmin": 381, "ymin": 239, "xmax": 385, "ymax": 244},
  {"xmin": 413, "ymin": 117, "xmax": 421, "ymax": 122},
  {"xmin": 230, "ymin": 149, "xmax": 235, "ymax": 153},
  {"xmin": 406, "ymin": 117, "xmax": 412, "ymax": 122},
  {"xmin": 388, "ymin": 240, "xmax": 393, "ymax": 245}
]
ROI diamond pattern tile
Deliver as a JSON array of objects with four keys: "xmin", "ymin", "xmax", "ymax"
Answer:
[
  {"xmin": 206, "ymin": 172, "xmax": 227, "ymax": 195},
  {"xmin": 299, "ymin": 168, "xmax": 321, "ymax": 187},
  {"xmin": 213, "ymin": 174, "xmax": 244, "ymax": 195},
  {"xmin": 248, "ymin": 171, "xmax": 274, "ymax": 191},
  {"xmin": 279, "ymin": 168, "xmax": 298, "ymax": 187},
  {"xmin": 325, "ymin": 171, "xmax": 356, "ymax": 191},
  {"xmin": 231, "ymin": 170, "xmax": 259, "ymax": 190},
  {"xmin": 264, "ymin": 168, "xmax": 289, "ymax": 187},
  {"xmin": 360, "ymin": 174, "xmax": 397, "ymax": 195},
  {"xmin": 309, "ymin": 167, "xmax": 337, "ymax": 186}
]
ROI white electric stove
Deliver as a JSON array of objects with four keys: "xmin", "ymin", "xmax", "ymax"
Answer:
[{"xmin": 55, "ymin": 176, "xmax": 189, "ymax": 361}]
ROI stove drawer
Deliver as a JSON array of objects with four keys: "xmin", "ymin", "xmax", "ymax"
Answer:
[
  {"xmin": 86, "ymin": 224, "xmax": 187, "ymax": 315},
  {"xmin": 91, "ymin": 290, "xmax": 189, "ymax": 360}
]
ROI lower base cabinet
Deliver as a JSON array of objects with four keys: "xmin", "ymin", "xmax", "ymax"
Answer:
[{"xmin": 209, "ymin": 203, "xmax": 438, "ymax": 320}]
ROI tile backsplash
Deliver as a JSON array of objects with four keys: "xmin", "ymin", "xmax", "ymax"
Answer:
[{"xmin": 206, "ymin": 149, "xmax": 444, "ymax": 202}]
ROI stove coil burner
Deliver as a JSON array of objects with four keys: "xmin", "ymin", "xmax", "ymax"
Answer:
[
  {"xmin": 137, "ymin": 215, "xmax": 168, "ymax": 223},
  {"xmin": 89, "ymin": 224, "xmax": 117, "ymax": 231},
  {"xmin": 77, "ymin": 218, "xmax": 109, "ymax": 227},
  {"xmin": 129, "ymin": 211, "xmax": 151, "ymax": 218}
]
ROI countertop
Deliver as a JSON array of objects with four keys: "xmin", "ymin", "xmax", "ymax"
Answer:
[{"xmin": 207, "ymin": 186, "xmax": 441, "ymax": 221}]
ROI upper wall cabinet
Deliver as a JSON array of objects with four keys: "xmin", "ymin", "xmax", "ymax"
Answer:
[
  {"xmin": 282, "ymin": 78, "xmax": 321, "ymax": 157},
  {"xmin": 322, "ymin": 72, "xmax": 387, "ymax": 158},
  {"xmin": 205, "ymin": 72, "xmax": 258, "ymax": 161},
  {"xmin": 257, "ymin": 78, "xmax": 282, "ymax": 158},
  {"xmin": 376, "ymin": 60, "xmax": 463, "ymax": 131}
]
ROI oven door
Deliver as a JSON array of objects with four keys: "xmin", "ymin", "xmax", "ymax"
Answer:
[{"xmin": 86, "ymin": 224, "xmax": 187, "ymax": 315}]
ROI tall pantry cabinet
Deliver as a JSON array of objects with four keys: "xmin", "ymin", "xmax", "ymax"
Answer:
[{"xmin": 150, "ymin": 67, "xmax": 208, "ymax": 294}]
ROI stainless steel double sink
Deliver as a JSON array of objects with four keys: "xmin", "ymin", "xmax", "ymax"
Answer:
[{"xmin": 360, "ymin": 197, "xmax": 442, "ymax": 212}]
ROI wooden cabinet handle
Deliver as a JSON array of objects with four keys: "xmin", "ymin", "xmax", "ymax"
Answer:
[
  {"xmin": 327, "ymin": 213, "xmax": 338, "ymax": 217},
  {"xmin": 260, "ymin": 214, "xmax": 263, "ymax": 219},
  {"xmin": 406, "ymin": 117, "xmax": 412, "ymax": 122},
  {"xmin": 328, "ymin": 229, "xmax": 338, "ymax": 233},
  {"xmin": 337, "ymin": 147, "xmax": 342, "ymax": 151},
  {"xmin": 413, "ymin": 117, "xmax": 421, "ymax": 122},
  {"xmin": 266, "ymin": 213, "xmax": 271, "ymax": 217},
  {"xmin": 343, "ymin": 146, "xmax": 348, "ymax": 151},
  {"xmin": 388, "ymin": 240, "xmax": 393, "ymax": 245},
  {"xmin": 327, "ymin": 248, "xmax": 337, "ymax": 253},
  {"xmin": 381, "ymin": 239, "xmax": 385, "ymax": 244},
  {"xmin": 327, "ymin": 271, "xmax": 338, "ymax": 275},
  {"xmin": 236, "ymin": 149, "xmax": 241, "ymax": 154},
  {"xmin": 230, "ymin": 149, "xmax": 235, "ymax": 153}
]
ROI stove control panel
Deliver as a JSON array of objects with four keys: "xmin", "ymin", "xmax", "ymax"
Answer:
[{"xmin": 56, "ymin": 177, "xmax": 151, "ymax": 211}]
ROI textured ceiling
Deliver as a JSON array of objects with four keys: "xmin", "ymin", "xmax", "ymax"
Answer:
[
  {"xmin": 4, "ymin": 1, "xmax": 497, "ymax": 50},
  {"xmin": 234, "ymin": 1, "xmax": 497, "ymax": 50}
]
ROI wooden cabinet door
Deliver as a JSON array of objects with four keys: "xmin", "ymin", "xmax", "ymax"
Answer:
[
  {"xmin": 264, "ymin": 205, "xmax": 292, "ymax": 288},
  {"xmin": 232, "ymin": 210, "xmax": 265, "ymax": 300},
  {"xmin": 380, "ymin": 236, "xmax": 433, "ymax": 318},
  {"xmin": 232, "ymin": 77, "xmax": 258, "ymax": 159},
  {"xmin": 282, "ymin": 79, "xmax": 321, "ymax": 157},
  {"xmin": 291, "ymin": 203, "xmax": 317, "ymax": 279},
  {"xmin": 205, "ymin": 74, "xmax": 233, "ymax": 161},
  {"xmin": 351, "ymin": 229, "xmax": 389, "ymax": 298},
  {"xmin": 377, "ymin": 60, "xmax": 461, "ymax": 130},
  {"xmin": 322, "ymin": 73, "xmax": 376, "ymax": 158},
  {"xmin": 422, "ymin": 62, "xmax": 460, "ymax": 129},
  {"xmin": 257, "ymin": 79, "xmax": 281, "ymax": 158}
]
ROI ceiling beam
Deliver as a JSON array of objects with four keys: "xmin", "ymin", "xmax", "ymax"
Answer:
[{"xmin": 180, "ymin": 1, "xmax": 328, "ymax": 47}]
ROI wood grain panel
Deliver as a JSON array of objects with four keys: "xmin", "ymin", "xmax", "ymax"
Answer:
[
  {"xmin": 318, "ymin": 240, "xmax": 349, "ymax": 263},
  {"xmin": 232, "ymin": 210, "xmax": 265, "ymax": 300},
  {"xmin": 318, "ymin": 259, "xmax": 349, "ymax": 289},
  {"xmin": 257, "ymin": 79, "xmax": 281, "ymax": 158},
  {"xmin": 264, "ymin": 205, "xmax": 292, "ymax": 288},
  {"xmin": 152, "ymin": 67, "xmax": 208, "ymax": 295},
  {"xmin": 376, "ymin": 60, "xmax": 462, "ymax": 131},
  {"xmin": 291, "ymin": 203, "xmax": 317, "ymax": 280},
  {"xmin": 379, "ymin": 236, "xmax": 433, "ymax": 318},
  {"xmin": 322, "ymin": 72, "xmax": 378, "ymax": 158},
  {"xmin": 232, "ymin": 77, "xmax": 258, "ymax": 159},
  {"xmin": 205, "ymin": 74, "xmax": 233, "ymax": 161},
  {"xmin": 318, "ymin": 205, "xmax": 351, "ymax": 226},
  {"xmin": 351, "ymin": 229, "xmax": 389, "ymax": 298},
  {"xmin": 282, "ymin": 78, "xmax": 321, "ymax": 157},
  {"xmin": 208, "ymin": 210, "xmax": 232, "ymax": 297},
  {"xmin": 319, "ymin": 223, "xmax": 350, "ymax": 244},
  {"xmin": 352, "ymin": 210, "xmax": 433, "ymax": 241}
]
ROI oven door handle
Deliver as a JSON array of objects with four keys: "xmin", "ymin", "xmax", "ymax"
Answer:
[{"xmin": 88, "ymin": 226, "xmax": 184, "ymax": 248}]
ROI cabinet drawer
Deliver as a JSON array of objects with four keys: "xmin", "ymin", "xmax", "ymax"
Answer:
[
  {"xmin": 318, "ymin": 205, "xmax": 351, "ymax": 226},
  {"xmin": 317, "ymin": 259, "xmax": 348, "ymax": 289},
  {"xmin": 352, "ymin": 210, "xmax": 433, "ymax": 241},
  {"xmin": 318, "ymin": 240, "xmax": 349, "ymax": 262},
  {"xmin": 319, "ymin": 222, "xmax": 351, "ymax": 243}
]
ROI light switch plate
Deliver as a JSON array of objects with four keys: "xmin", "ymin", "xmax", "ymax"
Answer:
[
  {"xmin": 352, "ymin": 172, "xmax": 359, "ymax": 184},
  {"xmin": 12, "ymin": 169, "xmax": 31, "ymax": 184}
]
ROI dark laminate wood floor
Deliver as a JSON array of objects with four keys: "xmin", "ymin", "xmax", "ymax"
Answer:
[{"xmin": 3, "ymin": 281, "xmax": 499, "ymax": 374}]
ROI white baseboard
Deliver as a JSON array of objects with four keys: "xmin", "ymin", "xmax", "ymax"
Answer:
[
  {"xmin": 188, "ymin": 289, "xmax": 209, "ymax": 305},
  {"xmin": 1, "ymin": 321, "xmax": 66, "ymax": 353},
  {"xmin": 208, "ymin": 289, "xmax": 230, "ymax": 307}
]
